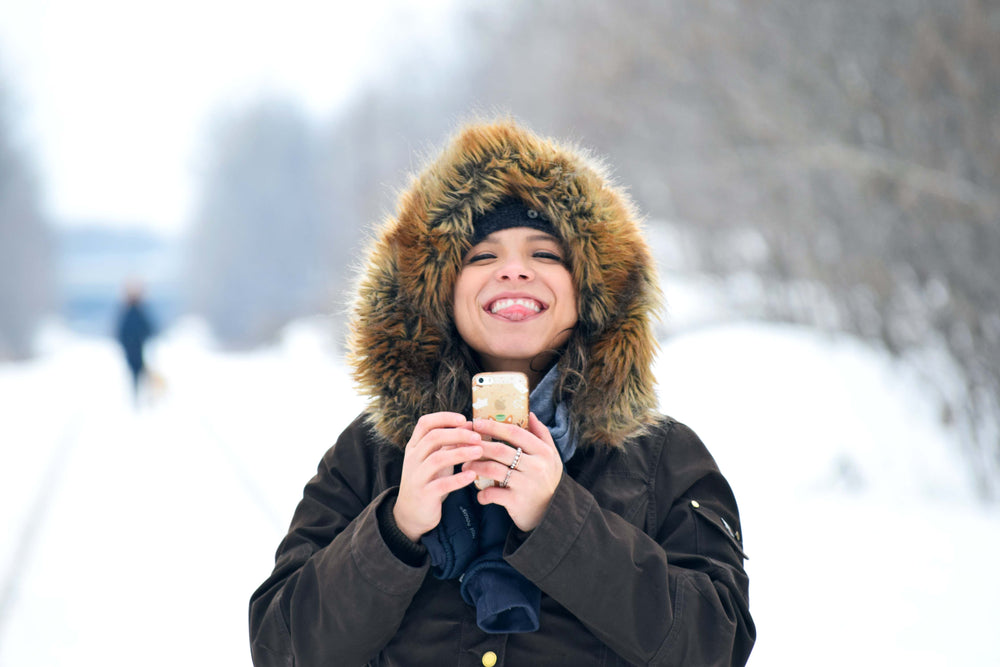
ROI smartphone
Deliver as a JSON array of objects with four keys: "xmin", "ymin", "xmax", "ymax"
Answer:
[{"xmin": 471, "ymin": 371, "xmax": 529, "ymax": 489}]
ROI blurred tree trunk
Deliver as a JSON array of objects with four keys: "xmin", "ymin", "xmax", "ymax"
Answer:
[
  {"xmin": 185, "ymin": 99, "xmax": 331, "ymax": 348},
  {"xmin": 0, "ymin": 76, "xmax": 52, "ymax": 359}
]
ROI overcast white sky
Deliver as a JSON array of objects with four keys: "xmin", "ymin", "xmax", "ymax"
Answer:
[{"xmin": 0, "ymin": 0, "xmax": 456, "ymax": 237}]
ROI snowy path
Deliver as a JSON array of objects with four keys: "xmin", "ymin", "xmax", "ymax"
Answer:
[
  {"xmin": 0, "ymin": 342, "xmax": 282, "ymax": 665},
  {"xmin": 1, "ymin": 321, "xmax": 998, "ymax": 666}
]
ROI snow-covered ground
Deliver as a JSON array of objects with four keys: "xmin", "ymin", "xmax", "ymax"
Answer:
[{"xmin": 1, "ymin": 314, "xmax": 997, "ymax": 666}]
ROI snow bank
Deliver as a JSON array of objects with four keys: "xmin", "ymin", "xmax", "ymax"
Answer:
[{"xmin": 0, "ymin": 317, "xmax": 997, "ymax": 666}]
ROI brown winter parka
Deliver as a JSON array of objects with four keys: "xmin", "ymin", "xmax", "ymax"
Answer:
[
  {"xmin": 249, "ymin": 413, "xmax": 753, "ymax": 666},
  {"xmin": 248, "ymin": 120, "xmax": 754, "ymax": 666}
]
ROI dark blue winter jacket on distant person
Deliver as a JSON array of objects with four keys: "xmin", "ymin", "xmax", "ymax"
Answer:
[{"xmin": 116, "ymin": 299, "xmax": 154, "ymax": 375}]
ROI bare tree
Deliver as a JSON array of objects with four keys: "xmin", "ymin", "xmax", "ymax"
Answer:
[
  {"xmin": 185, "ymin": 99, "xmax": 331, "ymax": 348},
  {"xmin": 0, "ymin": 73, "xmax": 52, "ymax": 359}
]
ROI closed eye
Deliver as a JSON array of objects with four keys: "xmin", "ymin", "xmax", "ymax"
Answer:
[
  {"xmin": 533, "ymin": 250, "xmax": 563, "ymax": 262},
  {"xmin": 465, "ymin": 251, "xmax": 496, "ymax": 264}
]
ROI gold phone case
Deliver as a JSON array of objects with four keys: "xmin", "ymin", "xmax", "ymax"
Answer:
[{"xmin": 471, "ymin": 372, "xmax": 529, "ymax": 489}]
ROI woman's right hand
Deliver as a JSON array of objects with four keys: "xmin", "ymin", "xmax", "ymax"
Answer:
[{"xmin": 393, "ymin": 412, "xmax": 483, "ymax": 542}]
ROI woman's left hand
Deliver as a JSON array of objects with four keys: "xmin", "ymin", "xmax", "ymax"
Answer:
[{"xmin": 462, "ymin": 412, "xmax": 563, "ymax": 532}]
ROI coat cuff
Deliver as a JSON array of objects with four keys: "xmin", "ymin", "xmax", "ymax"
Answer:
[
  {"xmin": 349, "ymin": 488, "xmax": 429, "ymax": 596},
  {"xmin": 502, "ymin": 471, "xmax": 594, "ymax": 581},
  {"xmin": 375, "ymin": 488, "xmax": 429, "ymax": 567}
]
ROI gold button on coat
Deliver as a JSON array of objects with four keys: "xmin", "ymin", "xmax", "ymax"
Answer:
[{"xmin": 482, "ymin": 650, "xmax": 498, "ymax": 667}]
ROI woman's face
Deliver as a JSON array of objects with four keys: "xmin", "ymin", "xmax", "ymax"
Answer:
[{"xmin": 453, "ymin": 227, "xmax": 578, "ymax": 381}]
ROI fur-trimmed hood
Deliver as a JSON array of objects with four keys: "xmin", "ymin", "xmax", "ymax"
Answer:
[{"xmin": 347, "ymin": 120, "xmax": 662, "ymax": 450}]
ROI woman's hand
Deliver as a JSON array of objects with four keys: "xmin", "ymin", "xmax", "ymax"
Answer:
[
  {"xmin": 463, "ymin": 413, "xmax": 563, "ymax": 532},
  {"xmin": 393, "ymin": 412, "xmax": 483, "ymax": 542}
]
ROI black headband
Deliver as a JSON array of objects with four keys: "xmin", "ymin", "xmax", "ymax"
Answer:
[{"xmin": 471, "ymin": 197, "xmax": 557, "ymax": 245}]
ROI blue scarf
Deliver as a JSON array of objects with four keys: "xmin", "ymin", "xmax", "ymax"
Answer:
[
  {"xmin": 422, "ymin": 365, "xmax": 577, "ymax": 633},
  {"xmin": 529, "ymin": 363, "xmax": 577, "ymax": 464}
]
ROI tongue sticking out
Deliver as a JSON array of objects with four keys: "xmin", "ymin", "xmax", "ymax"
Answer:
[
  {"xmin": 490, "ymin": 298, "xmax": 542, "ymax": 321},
  {"xmin": 493, "ymin": 304, "xmax": 536, "ymax": 321}
]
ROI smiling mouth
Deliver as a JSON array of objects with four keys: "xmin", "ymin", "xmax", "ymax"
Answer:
[{"xmin": 488, "ymin": 298, "xmax": 544, "ymax": 321}]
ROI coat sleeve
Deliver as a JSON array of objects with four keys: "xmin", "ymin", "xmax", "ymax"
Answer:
[
  {"xmin": 248, "ymin": 420, "xmax": 429, "ymax": 667},
  {"xmin": 503, "ymin": 420, "xmax": 755, "ymax": 666}
]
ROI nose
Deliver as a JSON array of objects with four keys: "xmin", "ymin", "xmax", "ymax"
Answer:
[{"xmin": 496, "ymin": 255, "xmax": 533, "ymax": 281}]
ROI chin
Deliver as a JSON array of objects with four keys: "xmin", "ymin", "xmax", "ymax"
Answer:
[
  {"xmin": 480, "ymin": 346, "xmax": 539, "ymax": 367},
  {"xmin": 489, "ymin": 349, "xmax": 539, "ymax": 365}
]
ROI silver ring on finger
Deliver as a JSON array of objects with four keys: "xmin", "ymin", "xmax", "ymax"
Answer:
[
  {"xmin": 500, "ymin": 468, "xmax": 513, "ymax": 488},
  {"xmin": 509, "ymin": 447, "xmax": 522, "ymax": 471}
]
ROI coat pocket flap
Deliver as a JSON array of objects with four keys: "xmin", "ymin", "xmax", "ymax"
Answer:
[{"xmin": 688, "ymin": 499, "xmax": 748, "ymax": 560}]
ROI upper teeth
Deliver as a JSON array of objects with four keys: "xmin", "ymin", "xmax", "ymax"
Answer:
[{"xmin": 491, "ymin": 298, "xmax": 541, "ymax": 314}]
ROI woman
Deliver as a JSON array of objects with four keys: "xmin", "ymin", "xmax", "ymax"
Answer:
[{"xmin": 249, "ymin": 120, "xmax": 755, "ymax": 666}]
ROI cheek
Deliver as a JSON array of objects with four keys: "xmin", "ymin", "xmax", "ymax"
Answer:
[
  {"xmin": 452, "ymin": 276, "xmax": 477, "ymax": 332},
  {"xmin": 556, "ymin": 276, "xmax": 579, "ymax": 329},
  {"xmin": 566, "ymin": 296, "xmax": 580, "ymax": 328}
]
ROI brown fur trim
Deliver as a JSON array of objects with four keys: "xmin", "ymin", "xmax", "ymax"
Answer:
[{"xmin": 347, "ymin": 119, "xmax": 662, "ymax": 449}]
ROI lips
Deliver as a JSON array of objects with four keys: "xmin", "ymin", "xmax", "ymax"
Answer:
[{"xmin": 486, "ymin": 297, "xmax": 545, "ymax": 321}]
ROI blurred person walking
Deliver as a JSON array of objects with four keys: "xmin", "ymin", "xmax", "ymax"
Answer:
[{"xmin": 115, "ymin": 281, "xmax": 156, "ymax": 405}]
